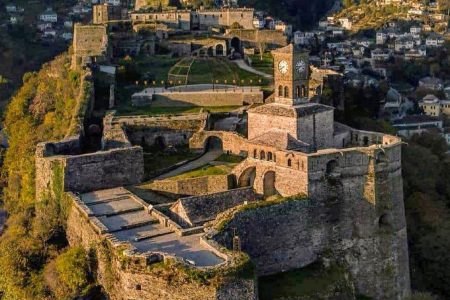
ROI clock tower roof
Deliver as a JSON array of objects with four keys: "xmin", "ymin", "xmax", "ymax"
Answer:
[{"xmin": 271, "ymin": 43, "xmax": 308, "ymax": 55}]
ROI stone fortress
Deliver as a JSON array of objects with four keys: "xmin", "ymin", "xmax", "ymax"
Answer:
[{"xmin": 35, "ymin": 37, "xmax": 411, "ymax": 299}]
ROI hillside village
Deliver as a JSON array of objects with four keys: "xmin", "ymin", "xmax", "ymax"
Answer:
[{"xmin": 1, "ymin": 0, "xmax": 450, "ymax": 299}]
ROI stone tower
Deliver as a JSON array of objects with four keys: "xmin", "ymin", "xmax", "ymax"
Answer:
[{"xmin": 272, "ymin": 44, "xmax": 310, "ymax": 105}]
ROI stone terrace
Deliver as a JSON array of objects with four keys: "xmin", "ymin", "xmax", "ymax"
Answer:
[{"xmin": 79, "ymin": 187, "xmax": 225, "ymax": 267}]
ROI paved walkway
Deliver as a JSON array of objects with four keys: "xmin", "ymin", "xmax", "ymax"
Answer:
[
  {"xmin": 0, "ymin": 210, "xmax": 6, "ymax": 236},
  {"xmin": 156, "ymin": 150, "xmax": 222, "ymax": 180},
  {"xmin": 232, "ymin": 59, "xmax": 273, "ymax": 79}
]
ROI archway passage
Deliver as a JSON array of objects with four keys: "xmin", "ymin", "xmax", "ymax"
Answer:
[
  {"xmin": 205, "ymin": 136, "xmax": 223, "ymax": 151},
  {"xmin": 216, "ymin": 44, "xmax": 224, "ymax": 56},
  {"xmin": 263, "ymin": 171, "xmax": 277, "ymax": 198},
  {"xmin": 154, "ymin": 136, "xmax": 166, "ymax": 150},
  {"xmin": 238, "ymin": 167, "xmax": 256, "ymax": 188},
  {"xmin": 230, "ymin": 37, "xmax": 241, "ymax": 53}
]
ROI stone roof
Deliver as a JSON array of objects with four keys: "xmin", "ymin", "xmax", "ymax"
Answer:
[
  {"xmin": 248, "ymin": 103, "xmax": 333, "ymax": 118},
  {"xmin": 249, "ymin": 129, "xmax": 310, "ymax": 151},
  {"xmin": 271, "ymin": 43, "xmax": 307, "ymax": 55}
]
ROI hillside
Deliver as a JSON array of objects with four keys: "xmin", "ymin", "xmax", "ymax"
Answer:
[
  {"xmin": 0, "ymin": 54, "xmax": 95, "ymax": 299},
  {"xmin": 240, "ymin": 0, "xmax": 339, "ymax": 29}
]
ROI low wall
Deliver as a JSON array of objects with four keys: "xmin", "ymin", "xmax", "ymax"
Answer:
[
  {"xmin": 66, "ymin": 194, "xmax": 257, "ymax": 300},
  {"xmin": 151, "ymin": 175, "xmax": 234, "ymax": 196},
  {"xmin": 133, "ymin": 88, "xmax": 264, "ymax": 107}
]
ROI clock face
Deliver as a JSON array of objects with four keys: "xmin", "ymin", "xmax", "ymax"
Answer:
[
  {"xmin": 296, "ymin": 60, "xmax": 306, "ymax": 74},
  {"xmin": 278, "ymin": 60, "xmax": 289, "ymax": 74}
]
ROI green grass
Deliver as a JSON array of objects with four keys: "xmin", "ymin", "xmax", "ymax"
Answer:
[
  {"xmin": 248, "ymin": 53, "xmax": 274, "ymax": 75},
  {"xmin": 143, "ymin": 146, "xmax": 198, "ymax": 179},
  {"xmin": 171, "ymin": 164, "xmax": 232, "ymax": 180},
  {"xmin": 258, "ymin": 262, "xmax": 352, "ymax": 300},
  {"xmin": 214, "ymin": 154, "xmax": 245, "ymax": 164}
]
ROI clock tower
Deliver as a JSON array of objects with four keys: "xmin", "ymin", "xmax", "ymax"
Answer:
[{"xmin": 272, "ymin": 44, "xmax": 310, "ymax": 106}]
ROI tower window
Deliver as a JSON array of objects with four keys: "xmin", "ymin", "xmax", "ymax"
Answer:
[
  {"xmin": 278, "ymin": 85, "xmax": 283, "ymax": 97},
  {"xmin": 296, "ymin": 86, "xmax": 300, "ymax": 98},
  {"xmin": 287, "ymin": 159, "xmax": 292, "ymax": 167},
  {"xmin": 284, "ymin": 86, "xmax": 289, "ymax": 98}
]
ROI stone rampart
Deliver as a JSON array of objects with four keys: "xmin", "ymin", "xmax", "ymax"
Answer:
[
  {"xmin": 225, "ymin": 29, "xmax": 288, "ymax": 47},
  {"xmin": 66, "ymin": 193, "xmax": 257, "ymax": 300},
  {"xmin": 212, "ymin": 140, "xmax": 410, "ymax": 299},
  {"xmin": 105, "ymin": 113, "xmax": 208, "ymax": 148},
  {"xmin": 132, "ymin": 85, "xmax": 264, "ymax": 107},
  {"xmin": 150, "ymin": 174, "xmax": 234, "ymax": 196}
]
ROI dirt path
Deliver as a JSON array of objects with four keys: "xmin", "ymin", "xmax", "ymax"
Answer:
[
  {"xmin": 232, "ymin": 59, "xmax": 273, "ymax": 79},
  {"xmin": 156, "ymin": 150, "xmax": 222, "ymax": 180}
]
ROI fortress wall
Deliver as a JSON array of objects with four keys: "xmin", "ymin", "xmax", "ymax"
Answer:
[
  {"xmin": 151, "ymin": 175, "xmax": 233, "ymax": 196},
  {"xmin": 214, "ymin": 144, "xmax": 410, "ymax": 299},
  {"xmin": 63, "ymin": 147, "xmax": 144, "ymax": 193},
  {"xmin": 226, "ymin": 29, "xmax": 288, "ymax": 47},
  {"xmin": 66, "ymin": 194, "xmax": 256, "ymax": 300},
  {"xmin": 248, "ymin": 112, "xmax": 297, "ymax": 140},
  {"xmin": 190, "ymin": 131, "xmax": 248, "ymax": 155},
  {"xmin": 149, "ymin": 90, "xmax": 263, "ymax": 107},
  {"xmin": 296, "ymin": 109, "xmax": 334, "ymax": 149}
]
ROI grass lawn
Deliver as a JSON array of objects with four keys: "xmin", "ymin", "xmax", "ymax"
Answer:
[
  {"xmin": 258, "ymin": 262, "xmax": 353, "ymax": 300},
  {"xmin": 214, "ymin": 153, "xmax": 245, "ymax": 164},
  {"xmin": 248, "ymin": 53, "xmax": 274, "ymax": 75},
  {"xmin": 170, "ymin": 164, "xmax": 232, "ymax": 180},
  {"xmin": 143, "ymin": 146, "xmax": 198, "ymax": 179}
]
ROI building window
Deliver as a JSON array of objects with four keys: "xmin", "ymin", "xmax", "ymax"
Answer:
[
  {"xmin": 260, "ymin": 151, "xmax": 266, "ymax": 160},
  {"xmin": 136, "ymin": 284, "xmax": 142, "ymax": 291},
  {"xmin": 278, "ymin": 85, "xmax": 283, "ymax": 97},
  {"xmin": 287, "ymin": 159, "xmax": 292, "ymax": 167},
  {"xmin": 268, "ymin": 152, "xmax": 273, "ymax": 161},
  {"xmin": 253, "ymin": 149, "xmax": 257, "ymax": 158},
  {"xmin": 284, "ymin": 86, "xmax": 289, "ymax": 98}
]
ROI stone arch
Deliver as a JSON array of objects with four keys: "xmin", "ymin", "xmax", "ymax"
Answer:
[
  {"xmin": 238, "ymin": 167, "xmax": 256, "ymax": 188},
  {"xmin": 378, "ymin": 213, "xmax": 392, "ymax": 229},
  {"xmin": 263, "ymin": 171, "xmax": 277, "ymax": 198},
  {"xmin": 207, "ymin": 47, "xmax": 214, "ymax": 57},
  {"xmin": 284, "ymin": 86, "xmax": 289, "ymax": 98},
  {"xmin": 230, "ymin": 37, "xmax": 241, "ymax": 53},
  {"xmin": 325, "ymin": 159, "xmax": 339, "ymax": 176},
  {"xmin": 216, "ymin": 43, "xmax": 224, "ymax": 56},
  {"xmin": 260, "ymin": 150, "xmax": 266, "ymax": 160},
  {"xmin": 154, "ymin": 136, "xmax": 166, "ymax": 150},
  {"xmin": 278, "ymin": 85, "xmax": 283, "ymax": 97},
  {"xmin": 205, "ymin": 136, "xmax": 223, "ymax": 151}
]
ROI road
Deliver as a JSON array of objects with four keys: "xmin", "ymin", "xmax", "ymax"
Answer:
[
  {"xmin": 0, "ymin": 210, "xmax": 6, "ymax": 236},
  {"xmin": 232, "ymin": 59, "xmax": 273, "ymax": 79},
  {"xmin": 156, "ymin": 150, "xmax": 222, "ymax": 180}
]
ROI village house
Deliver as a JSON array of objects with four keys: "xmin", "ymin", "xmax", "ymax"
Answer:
[{"xmin": 39, "ymin": 8, "xmax": 58, "ymax": 23}]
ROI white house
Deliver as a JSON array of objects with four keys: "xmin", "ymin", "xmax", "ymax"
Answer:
[
  {"xmin": 106, "ymin": 0, "xmax": 121, "ymax": 6},
  {"xmin": 426, "ymin": 34, "xmax": 444, "ymax": 47},
  {"xmin": 253, "ymin": 18, "xmax": 264, "ymax": 29},
  {"xmin": 376, "ymin": 31, "xmax": 388, "ymax": 45},
  {"xmin": 6, "ymin": 3, "xmax": 17, "ymax": 13},
  {"xmin": 39, "ymin": 8, "xmax": 58, "ymax": 23}
]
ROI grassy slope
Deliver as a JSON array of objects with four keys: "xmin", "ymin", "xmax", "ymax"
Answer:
[{"xmin": 0, "ymin": 54, "xmax": 91, "ymax": 299}]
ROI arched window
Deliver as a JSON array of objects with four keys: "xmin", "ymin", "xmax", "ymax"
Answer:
[
  {"xmin": 302, "ymin": 85, "xmax": 307, "ymax": 97},
  {"xmin": 287, "ymin": 159, "xmax": 292, "ymax": 167},
  {"xmin": 253, "ymin": 149, "xmax": 257, "ymax": 158},
  {"xmin": 284, "ymin": 86, "xmax": 289, "ymax": 98},
  {"xmin": 268, "ymin": 152, "xmax": 273, "ymax": 161},
  {"xmin": 278, "ymin": 85, "xmax": 283, "ymax": 97},
  {"xmin": 296, "ymin": 86, "xmax": 301, "ymax": 98},
  {"xmin": 260, "ymin": 150, "xmax": 266, "ymax": 160}
]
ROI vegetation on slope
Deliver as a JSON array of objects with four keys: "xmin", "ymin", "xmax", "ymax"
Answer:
[{"xmin": 0, "ymin": 54, "xmax": 95, "ymax": 299}]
